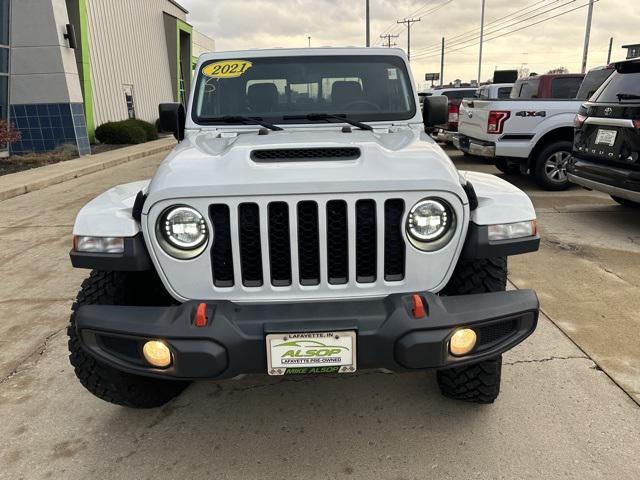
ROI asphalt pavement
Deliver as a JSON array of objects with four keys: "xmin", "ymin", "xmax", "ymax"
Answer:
[{"xmin": 0, "ymin": 148, "xmax": 638, "ymax": 480}]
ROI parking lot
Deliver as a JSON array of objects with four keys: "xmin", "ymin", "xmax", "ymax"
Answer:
[{"xmin": 0, "ymin": 147, "xmax": 639, "ymax": 480}]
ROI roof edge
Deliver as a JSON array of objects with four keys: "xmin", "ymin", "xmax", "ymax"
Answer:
[{"xmin": 167, "ymin": 0, "xmax": 189, "ymax": 14}]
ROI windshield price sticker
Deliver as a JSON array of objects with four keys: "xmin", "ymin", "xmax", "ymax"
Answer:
[{"xmin": 202, "ymin": 60, "xmax": 253, "ymax": 78}]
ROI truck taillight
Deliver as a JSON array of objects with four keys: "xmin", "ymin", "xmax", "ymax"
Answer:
[
  {"xmin": 634, "ymin": 119, "xmax": 640, "ymax": 129},
  {"xmin": 487, "ymin": 110, "xmax": 510, "ymax": 134},
  {"xmin": 448, "ymin": 104, "xmax": 459, "ymax": 124},
  {"xmin": 574, "ymin": 114, "xmax": 587, "ymax": 129}
]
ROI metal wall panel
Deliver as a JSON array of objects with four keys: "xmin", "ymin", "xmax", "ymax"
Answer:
[{"xmin": 86, "ymin": 0, "xmax": 187, "ymax": 126}]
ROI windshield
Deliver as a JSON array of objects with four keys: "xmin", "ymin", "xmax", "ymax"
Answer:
[{"xmin": 192, "ymin": 55, "xmax": 416, "ymax": 125}]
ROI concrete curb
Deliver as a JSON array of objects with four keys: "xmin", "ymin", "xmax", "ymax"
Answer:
[{"xmin": 0, "ymin": 137, "xmax": 176, "ymax": 202}]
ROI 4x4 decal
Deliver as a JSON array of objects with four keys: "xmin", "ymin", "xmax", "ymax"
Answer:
[{"xmin": 516, "ymin": 111, "xmax": 546, "ymax": 117}]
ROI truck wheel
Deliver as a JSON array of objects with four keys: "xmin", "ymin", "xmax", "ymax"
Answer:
[
  {"xmin": 533, "ymin": 140, "xmax": 573, "ymax": 190},
  {"xmin": 436, "ymin": 257, "xmax": 507, "ymax": 403},
  {"xmin": 611, "ymin": 196, "xmax": 640, "ymax": 208},
  {"xmin": 494, "ymin": 158, "xmax": 520, "ymax": 175},
  {"xmin": 67, "ymin": 270, "xmax": 189, "ymax": 409}
]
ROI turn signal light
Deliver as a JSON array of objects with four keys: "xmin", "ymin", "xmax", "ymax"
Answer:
[
  {"xmin": 142, "ymin": 340, "xmax": 172, "ymax": 368},
  {"xmin": 450, "ymin": 328, "xmax": 477, "ymax": 356}
]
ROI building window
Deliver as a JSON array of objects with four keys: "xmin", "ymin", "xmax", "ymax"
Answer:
[{"xmin": 123, "ymin": 84, "xmax": 136, "ymax": 119}]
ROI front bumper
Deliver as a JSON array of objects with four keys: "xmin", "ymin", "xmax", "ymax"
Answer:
[
  {"xmin": 568, "ymin": 157, "xmax": 640, "ymax": 203},
  {"xmin": 75, "ymin": 290, "xmax": 539, "ymax": 380},
  {"xmin": 453, "ymin": 134, "xmax": 496, "ymax": 158}
]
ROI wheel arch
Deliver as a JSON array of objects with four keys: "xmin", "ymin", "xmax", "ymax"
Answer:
[{"xmin": 527, "ymin": 126, "xmax": 574, "ymax": 170}]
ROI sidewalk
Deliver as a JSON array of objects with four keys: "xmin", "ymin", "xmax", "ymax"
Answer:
[{"xmin": 0, "ymin": 137, "xmax": 176, "ymax": 202}]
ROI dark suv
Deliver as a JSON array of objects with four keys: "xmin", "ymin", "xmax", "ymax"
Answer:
[{"xmin": 568, "ymin": 58, "xmax": 640, "ymax": 207}]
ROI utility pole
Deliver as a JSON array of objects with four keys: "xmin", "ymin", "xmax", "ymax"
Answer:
[
  {"xmin": 440, "ymin": 37, "xmax": 445, "ymax": 86},
  {"xmin": 478, "ymin": 0, "xmax": 486, "ymax": 84},
  {"xmin": 606, "ymin": 37, "xmax": 613, "ymax": 64},
  {"xmin": 308, "ymin": 36, "xmax": 311, "ymax": 48},
  {"xmin": 581, "ymin": 0, "xmax": 595, "ymax": 73},
  {"xmin": 366, "ymin": 0, "xmax": 370, "ymax": 47},
  {"xmin": 380, "ymin": 33, "xmax": 399, "ymax": 48},
  {"xmin": 397, "ymin": 18, "xmax": 420, "ymax": 62}
]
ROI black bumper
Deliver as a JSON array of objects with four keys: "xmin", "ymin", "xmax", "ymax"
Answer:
[
  {"xmin": 568, "ymin": 157, "xmax": 640, "ymax": 202},
  {"xmin": 75, "ymin": 290, "xmax": 539, "ymax": 380}
]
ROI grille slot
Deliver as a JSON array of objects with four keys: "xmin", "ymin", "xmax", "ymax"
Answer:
[
  {"xmin": 326, "ymin": 200, "xmax": 349, "ymax": 284},
  {"xmin": 251, "ymin": 148, "xmax": 361, "ymax": 162},
  {"xmin": 268, "ymin": 202, "xmax": 292, "ymax": 286},
  {"xmin": 210, "ymin": 204, "xmax": 234, "ymax": 287},
  {"xmin": 297, "ymin": 201, "xmax": 320, "ymax": 285},
  {"xmin": 355, "ymin": 200, "xmax": 377, "ymax": 283},
  {"xmin": 238, "ymin": 203, "xmax": 263, "ymax": 287},
  {"xmin": 384, "ymin": 199, "xmax": 406, "ymax": 281}
]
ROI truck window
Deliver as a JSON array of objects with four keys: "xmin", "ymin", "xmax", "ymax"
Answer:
[
  {"xmin": 443, "ymin": 89, "xmax": 475, "ymax": 101},
  {"xmin": 476, "ymin": 86, "xmax": 489, "ymax": 98},
  {"xmin": 550, "ymin": 77, "xmax": 582, "ymax": 98},
  {"xmin": 576, "ymin": 68, "xmax": 614, "ymax": 101},
  {"xmin": 511, "ymin": 78, "xmax": 540, "ymax": 99},
  {"xmin": 193, "ymin": 55, "xmax": 416, "ymax": 124},
  {"xmin": 497, "ymin": 87, "xmax": 511, "ymax": 98}
]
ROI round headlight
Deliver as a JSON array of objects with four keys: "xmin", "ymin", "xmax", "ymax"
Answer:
[
  {"xmin": 158, "ymin": 207, "xmax": 209, "ymax": 257},
  {"xmin": 407, "ymin": 199, "xmax": 451, "ymax": 242}
]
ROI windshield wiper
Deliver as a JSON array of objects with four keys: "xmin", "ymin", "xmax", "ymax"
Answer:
[
  {"xmin": 283, "ymin": 113, "xmax": 373, "ymax": 131},
  {"xmin": 616, "ymin": 93, "xmax": 640, "ymax": 101},
  {"xmin": 201, "ymin": 116, "xmax": 283, "ymax": 131}
]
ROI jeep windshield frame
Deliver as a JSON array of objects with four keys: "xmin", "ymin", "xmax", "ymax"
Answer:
[{"xmin": 191, "ymin": 55, "xmax": 417, "ymax": 126}]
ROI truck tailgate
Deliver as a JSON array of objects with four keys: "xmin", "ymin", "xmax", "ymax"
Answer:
[{"xmin": 458, "ymin": 99, "xmax": 493, "ymax": 140}]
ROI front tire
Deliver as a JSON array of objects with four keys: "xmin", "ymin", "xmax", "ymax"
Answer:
[
  {"xmin": 68, "ymin": 270, "xmax": 189, "ymax": 409},
  {"xmin": 436, "ymin": 258, "xmax": 507, "ymax": 404},
  {"xmin": 533, "ymin": 140, "xmax": 573, "ymax": 190}
]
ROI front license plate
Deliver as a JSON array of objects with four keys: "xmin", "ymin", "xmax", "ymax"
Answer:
[
  {"xmin": 595, "ymin": 129, "xmax": 617, "ymax": 146},
  {"xmin": 266, "ymin": 331, "xmax": 357, "ymax": 376}
]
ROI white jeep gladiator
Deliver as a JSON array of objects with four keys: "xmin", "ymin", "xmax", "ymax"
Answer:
[{"xmin": 68, "ymin": 48, "xmax": 540, "ymax": 408}]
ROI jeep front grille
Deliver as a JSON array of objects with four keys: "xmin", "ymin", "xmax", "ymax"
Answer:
[{"xmin": 209, "ymin": 198, "xmax": 406, "ymax": 289}]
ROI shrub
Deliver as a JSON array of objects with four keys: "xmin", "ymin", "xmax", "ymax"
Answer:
[
  {"xmin": 123, "ymin": 119, "xmax": 158, "ymax": 141},
  {"xmin": 0, "ymin": 119, "xmax": 21, "ymax": 146}
]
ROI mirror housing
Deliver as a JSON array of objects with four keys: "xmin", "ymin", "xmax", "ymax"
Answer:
[
  {"xmin": 422, "ymin": 95, "xmax": 448, "ymax": 131},
  {"xmin": 159, "ymin": 103, "xmax": 186, "ymax": 141}
]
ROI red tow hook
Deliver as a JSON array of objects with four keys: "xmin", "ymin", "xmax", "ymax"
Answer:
[
  {"xmin": 195, "ymin": 303, "xmax": 208, "ymax": 327},
  {"xmin": 411, "ymin": 294, "xmax": 426, "ymax": 319}
]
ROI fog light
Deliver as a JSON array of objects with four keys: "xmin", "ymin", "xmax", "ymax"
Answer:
[
  {"xmin": 142, "ymin": 340, "xmax": 172, "ymax": 368},
  {"xmin": 449, "ymin": 328, "xmax": 477, "ymax": 356}
]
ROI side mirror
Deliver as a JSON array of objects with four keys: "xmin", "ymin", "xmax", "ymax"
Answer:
[
  {"xmin": 159, "ymin": 103, "xmax": 186, "ymax": 141},
  {"xmin": 422, "ymin": 95, "xmax": 448, "ymax": 131}
]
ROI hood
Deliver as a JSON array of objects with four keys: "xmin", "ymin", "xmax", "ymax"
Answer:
[{"xmin": 145, "ymin": 126, "xmax": 466, "ymax": 210}]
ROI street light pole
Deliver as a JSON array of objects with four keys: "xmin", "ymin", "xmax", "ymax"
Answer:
[
  {"xmin": 581, "ymin": 0, "xmax": 595, "ymax": 73},
  {"xmin": 478, "ymin": 0, "xmax": 486, "ymax": 84},
  {"xmin": 366, "ymin": 0, "xmax": 370, "ymax": 47}
]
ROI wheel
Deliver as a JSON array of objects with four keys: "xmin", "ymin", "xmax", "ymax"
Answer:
[
  {"xmin": 494, "ymin": 158, "xmax": 521, "ymax": 175},
  {"xmin": 436, "ymin": 258, "xmax": 507, "ymax": 404},
  {"xmin": 68, "ymin": 270, "xmax": 189, "ymax": 408},
  {"xmin": 533, "ymin": 140, "xmax": 573, "ymax": 190},
  {"xmin": 611, "ymin": 196, "xmax": 640, "ymax": 208}
]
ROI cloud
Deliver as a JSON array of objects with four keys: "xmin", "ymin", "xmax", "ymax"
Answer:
[{"xmin": 180, "ymin": 0, "xmax": 639, "ymax": 85}]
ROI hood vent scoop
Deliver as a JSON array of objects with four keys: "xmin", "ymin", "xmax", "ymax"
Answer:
[{"xmin": 251, "ymin": 147, "xmax": 361, "ymax": 162}]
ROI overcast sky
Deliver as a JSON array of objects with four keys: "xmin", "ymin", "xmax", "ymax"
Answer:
[{"xmin": 180, "ymin": 0, "xmax": 638, "ymax": 87}]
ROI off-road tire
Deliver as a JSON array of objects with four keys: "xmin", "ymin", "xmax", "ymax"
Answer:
[
  {"xmin": 494, "ymin": 158, "xmax": 521, "ymax": 175},
  {"xmin": 611, "ymin": 196, "xmax": 640, "ymax": 208},
  {"xmin": 436, "ymin": 257, "xmax": 507, "ymax": 404},
  {"xmin": 533, "ymin": 140, "xmax": 573, "ymax": 191},
  {"xmin": 68, "ymin": 270, "xmax": 189, "ymax": 409}
]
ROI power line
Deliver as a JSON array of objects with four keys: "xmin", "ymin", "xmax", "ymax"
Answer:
[
  {"xmin": 412, "ymin": 0, "xmax": 591, "ymax": 60},
  {"xmin": 397, "ymin": 18, "xmax": 421, "ymax": 61},
  {"xmin": 412, "ymin": 0, "xmax": 598, "ymax": 61},
  {"xmin": 412, "ymin": 0, "xmax": 562, "ymax": 55},
  {"xmin": 413, "ymin": 0, "xmax": 579, "ymax": 57},
  {"xmin": 375, "ymin": 1, "xmax": 452, "ymax": 45}
]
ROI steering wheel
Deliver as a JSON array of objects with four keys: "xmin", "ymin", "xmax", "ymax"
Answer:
[{"xmin": 342, "ymin": 100, "xmax": 381, "ymax": 111}]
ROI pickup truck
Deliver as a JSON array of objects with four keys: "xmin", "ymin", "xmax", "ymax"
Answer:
[
  {"xmin": 66, "ymin": 47, "xmax": 540, "ymax": 409},
  {"xmin": 453, "ymin": 70, "xmax": 613, "ymax": 190},
  {"xmin": 423, "ymin": 87, "xmax": 477, "ymax": 143}
]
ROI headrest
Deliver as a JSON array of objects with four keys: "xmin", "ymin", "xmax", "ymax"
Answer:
[
  {"xmin": 331, "ymin": 81, "xmax": 363, "ymax": 106},
  {"xmin": 247, "ymin": 83, "xmax": 279, "ymax": 112}
]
